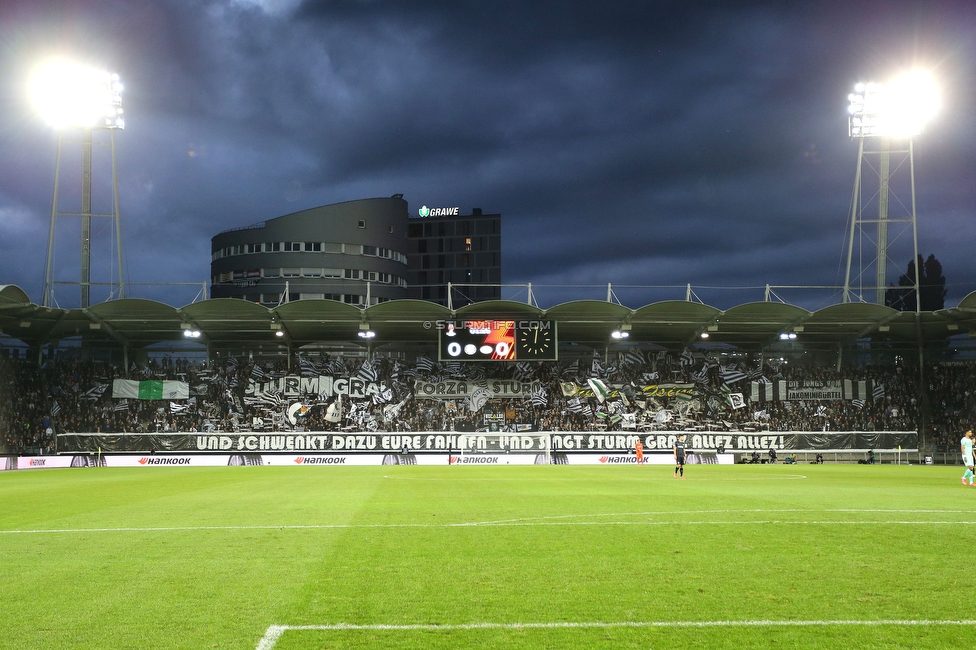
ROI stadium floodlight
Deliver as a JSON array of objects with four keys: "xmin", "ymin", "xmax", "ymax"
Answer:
[
  {"xmin": 848, "ymin": 70, "xmax": 939, "ymax": 138},
  {"xmin": 842, "ymin": 68, "xmax": 937, "ymax": 309},
  {"xmin": 30, "ymin": 59, "xmax": 124, "ymax": 130},
  {"xmin": 34, "ymin": 58, "xmax": 126, "ymax": 310},
  {"xmin": 358, "ymin": 330, "xmax": 376, "ymax": 339},
  {"xmin": 610, "ymin": 330, "xmax": 629, "ymax": 339}
]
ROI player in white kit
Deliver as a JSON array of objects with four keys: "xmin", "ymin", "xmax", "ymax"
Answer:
[{"xmin": 961, "ymin": 430, "xmax": 974, "ymax": 486}]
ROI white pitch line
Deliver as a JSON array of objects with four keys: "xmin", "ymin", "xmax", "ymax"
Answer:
[
  {"xmin": 382, "ymin": 474, "xmax": 811, "ymax": 481},
  {"xmin": 458, "ymin": 507, "xmax": 971, "ymax": 526},
  {"xmin": 4, "ymin": 518, "xmax": 976, "ymax": 535},
  {"xmin": 256, "ymin": 619, "xmax": 976, "ymax": 649}
]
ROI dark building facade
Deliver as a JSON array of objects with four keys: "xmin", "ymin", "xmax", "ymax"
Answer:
[
  {"xmin": 210, "ymin": 196, "xmax": 410, "ymax": 306},
  {"xmin": 406, "ymin": 207, "xmax": 502, "ymax": 307}
]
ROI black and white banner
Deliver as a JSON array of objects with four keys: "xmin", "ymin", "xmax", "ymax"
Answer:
[
  {"xmin": 57, "ymin": 430, "xmax": 917, "ymax": 454},
  {"xmin": 751, "ymin": 379, "xmax": 884, "ymax": 402},
  {"xmin": 413, "ymin": 380, "xmax": 543, "ymax": 399},
  {"xmin": 245, "ymin": 375, "xmax": 387, "ymax": 400}
]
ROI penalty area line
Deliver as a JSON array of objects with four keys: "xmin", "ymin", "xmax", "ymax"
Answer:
[{"xmin": 256, "ymin": 619, "xmax": 976, "ymax": 649}]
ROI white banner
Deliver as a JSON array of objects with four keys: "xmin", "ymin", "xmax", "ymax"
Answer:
[
  {"xmin": 563, "ymin": 453, "xmax": 734, "ymax": 465},
  {"xmin": 413, "ymin": 380, "xmax": 543, "ymax": 399},
  {"xmin": 112, "ymin": 379, "xmax": 189, "ymax": 400},
  {"xmin": 13, "ymin": 456, "xmax": 75, "ymax": 470},
  {"xmin": 262, "ymin": 455, "xmax": 382, "ymax": 466},
  {"xmin": 105, "ymin": 455, "xmax": 233, "ymax": 467},
  {"xmin": 448, "ymin": 454, "xmax": 542, "ymax": 465}
]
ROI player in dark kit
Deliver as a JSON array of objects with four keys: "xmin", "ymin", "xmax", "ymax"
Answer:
[{"xmin": 674, "ymin": 435, "xmax": 686, "ymax": 479}]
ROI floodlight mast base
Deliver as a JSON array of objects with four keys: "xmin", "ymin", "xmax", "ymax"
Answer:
[
  {"xmin": 42, "ymin": 127, "xmax": 125, "ymax": 309},
  {"xmin": 841, "ymin": 136, "xmax": 919, "ymax": 312}
]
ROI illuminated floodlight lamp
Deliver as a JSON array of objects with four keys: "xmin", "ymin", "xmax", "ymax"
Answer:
[
  {"xmin": 182, "ymin": 329, "xmax": 201, "ymax": 339},
  {"xmin": 610, "ymin": 330, "xmax": 629, "ymax": 339},
  {"xmin": 29, "ymin": 59, "xmax": 124, "ymax": 130},
  {"xmin": 847, "ymin": 69, "xmax": 939, "ymax": 138},
  {"xmin": 358, "ymin": 330, "xmax": 376, "ymax": 339},
  {"xmin": 779, "ymin": 332, "xmax": 797, "ymax": 341},
  {"xmin": 275, "ymin": 330, "xmax": 285, "ymax": 338},
  {"xmin": 700, "ymin": 332, "xmax": 709, "ymax": 339}
]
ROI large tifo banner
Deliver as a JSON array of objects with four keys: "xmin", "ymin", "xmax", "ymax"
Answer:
[
  {"xmin": 751, "ymin": 379, "xmax": 883, "ymax": 402},
  {"xmin": 57, "ymin": 430, "xmax": 917, "ymax": 454}
]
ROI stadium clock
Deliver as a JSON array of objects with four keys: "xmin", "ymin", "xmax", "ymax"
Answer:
[{"xmin": 515, "ymin": 321, "xmax": 557, "ymax": 360}]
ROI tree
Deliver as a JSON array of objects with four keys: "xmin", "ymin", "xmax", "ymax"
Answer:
[{"xmin": 884, "ymin": 254, "xmax": 947, "ymax": 311}]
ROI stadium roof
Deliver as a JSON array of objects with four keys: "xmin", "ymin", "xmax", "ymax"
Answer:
[{"xmin": 1, "ymin": 284, "xmax": 975, "ymax": 352}]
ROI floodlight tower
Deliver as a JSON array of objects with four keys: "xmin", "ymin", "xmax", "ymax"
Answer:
[
  {"xmin": 31, "ymin": 60, "xmax": 126, "ymax": 308},
  {"xmin": 842, "ymin": 70, "xmax": 939, "ymax": 311}
]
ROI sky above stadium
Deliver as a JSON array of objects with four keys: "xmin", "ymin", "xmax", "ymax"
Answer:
[{"xmin": 0, "ymin": 0, "xmax": 973, "ymax": 310}]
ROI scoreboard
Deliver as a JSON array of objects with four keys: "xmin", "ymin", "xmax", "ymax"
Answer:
[{"xmin": 438, "ymin": 319, "xmax": 557, "ymax": 361}]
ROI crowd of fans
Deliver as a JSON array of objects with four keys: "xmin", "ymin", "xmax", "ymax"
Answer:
[{"xmin": 1, "ymin": 350, "xmax": 973, "ymax": 455}]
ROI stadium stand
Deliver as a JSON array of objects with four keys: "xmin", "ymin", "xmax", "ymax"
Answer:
[{"xmin": 1, "ymin": 353, "xmax": 970, "ymax": 456}]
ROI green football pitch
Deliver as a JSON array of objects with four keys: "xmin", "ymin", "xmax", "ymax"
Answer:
[{"xmin": 1, "ymin": 463, "xmax": 973, "ymax": 649}]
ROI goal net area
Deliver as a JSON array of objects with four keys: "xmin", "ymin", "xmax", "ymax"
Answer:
[{"xmin": 453, "ymin": 433, "xmax": 551, "ymax": 465}]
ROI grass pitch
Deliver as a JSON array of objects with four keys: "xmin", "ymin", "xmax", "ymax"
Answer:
[{"xmin": 0, "ymin": 462, "xmax": 972, "ymax": 649}]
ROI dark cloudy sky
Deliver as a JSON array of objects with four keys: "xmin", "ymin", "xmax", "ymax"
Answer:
[{"xmin": 0, "ymin": 0, "xmax": 973, "ymax": 310}]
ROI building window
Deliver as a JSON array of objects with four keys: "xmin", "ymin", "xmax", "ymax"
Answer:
[
  {"xmin": 459, "ymin": 254, "xmax": 470, "ymax": 267},
  {"xmin": 408, "ymin": 223, "xmax": 422, "ymax": 237},
  {"xmin": 464, "ymin": 237, "xmax": 472, "ymax": 252},
  {"xmin": 418, "ymin": 240, "xmax": 427, "ymax": 253},
  {"xmin": 282, "ymin": 268, "xmax": 301, "ymax": 278},
  {"xmin": 322, "ymin": 268, "xmax": 342, "ymax": 278},
  {"xmin": 363, "ymin": 245, "xmax": 377, "ymax": 256},
  {"xmin": 422, "ymin": 255, "xmax": 430, "ymax": 269},
  {"xmin": 344, "ymin": 269, "xmax": 360, "ymax": 279},
  {"xmin": 389, "ymin": 225, "xmax": 394, "ymax": 234},
  {"xmin": 358, "ymin": 220, "xmax": 366, "ymax": 229},
  {"xmin": 306, "ymin": 242, "xmax": 322, "ymax": 252}
]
